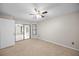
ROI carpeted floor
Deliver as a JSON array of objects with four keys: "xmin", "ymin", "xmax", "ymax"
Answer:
[{"xmin": 0, "ymin": 39, "xmax": 79, "ymax": 56}]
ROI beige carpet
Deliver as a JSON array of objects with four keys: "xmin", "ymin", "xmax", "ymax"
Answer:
[{"xmin": 0, "ymin": 39, "xmax": 79, "ymax": 56}]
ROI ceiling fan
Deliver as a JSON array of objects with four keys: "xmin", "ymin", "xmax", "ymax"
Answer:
[{"xmin": 29, "ymin": 8, "xmax": 48, "ymax": 18}]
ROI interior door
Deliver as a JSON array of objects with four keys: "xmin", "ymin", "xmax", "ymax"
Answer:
[
  {"xmin": 23, "ymin": 24, "xmax": 30, "ymax": 39},
  {"xmin": 16, "ymin": 24, "xmax": 23, "ymax": 41}
]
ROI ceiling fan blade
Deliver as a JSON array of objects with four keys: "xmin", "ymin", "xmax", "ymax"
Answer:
[
  {"xmin": 34, "ymin": 8, "xmax": 38, "ymax": 12},
  {"xmin": 34, "ymin": 8, "xmax": 40, "ymax": 13},
  {"xmin": 42, "ymin": 11, "xmax": 48, "ymax": 14},
  {"xmin": 38, "ymin": 10, "xmax": 40, "ymax": 13}
]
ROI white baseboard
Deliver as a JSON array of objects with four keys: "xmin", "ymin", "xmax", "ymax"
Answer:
[{"xmin": 41, "ymin": 39, "xmax": 79, "ymax": 52}]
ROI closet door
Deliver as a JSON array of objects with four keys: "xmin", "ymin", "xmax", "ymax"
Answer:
[{"xmin": 0, "ymin": 18, "xmax": 15, "ymax": 49}]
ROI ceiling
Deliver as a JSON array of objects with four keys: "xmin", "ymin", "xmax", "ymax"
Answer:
[{"xmin": 0, "ymin": 3, "xmax": 79, "ymax": 22}]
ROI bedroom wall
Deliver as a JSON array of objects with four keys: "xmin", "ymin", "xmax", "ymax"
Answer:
[
  {"xmin": 37, "ymin": 12, "xmax": 79, "ymax": 51},
  {"xmin": 15, "ymin": 20, "xmax": 36, "ymax": 24}
]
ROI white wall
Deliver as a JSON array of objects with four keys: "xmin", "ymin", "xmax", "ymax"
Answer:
[
  {"xmin": 38, "ymin": 12, "xmax": 79, "ymax": 51},
  {"xmin": 15, "ymin": 20, "xmax": 35, "ymax": 24},
  {"xmin": 0, "ymin": 18, "xmax": 15, "ymax": 49}
]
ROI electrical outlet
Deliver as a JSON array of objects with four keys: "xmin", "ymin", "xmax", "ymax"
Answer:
[{"xmin": 72, "ymin": 42, "xmax": 74, "ymax": 45}]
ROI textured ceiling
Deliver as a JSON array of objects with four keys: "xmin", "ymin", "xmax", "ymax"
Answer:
[{"xmin": 0, "ymin": 3, "xmax": 79, "ymax": 22}]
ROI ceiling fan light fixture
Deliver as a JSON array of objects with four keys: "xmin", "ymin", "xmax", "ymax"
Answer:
[
  {"xmin": 29, "ymin": 8, "xmax": 48, "ymax": 19},
  {"xmin": 36, "ymin": 14, "xmax": 41, "ymax": 19}
]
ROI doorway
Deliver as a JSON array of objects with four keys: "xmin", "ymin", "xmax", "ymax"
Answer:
[{"xmin": 16, "ymin": 24, "xmax": 31, "ymax": 41}]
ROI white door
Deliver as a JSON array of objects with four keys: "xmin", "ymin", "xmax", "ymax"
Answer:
[
  {"xmin": 0, "ymin": 18, "xmax": 15, "ymax": 49},
  {"xmin": 15, "ymin": 24, "xmax": 23, "ymax": 41},
  {"xmin": 24, "ymin": 25, "xmax": 30, "ymax": 39}
]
